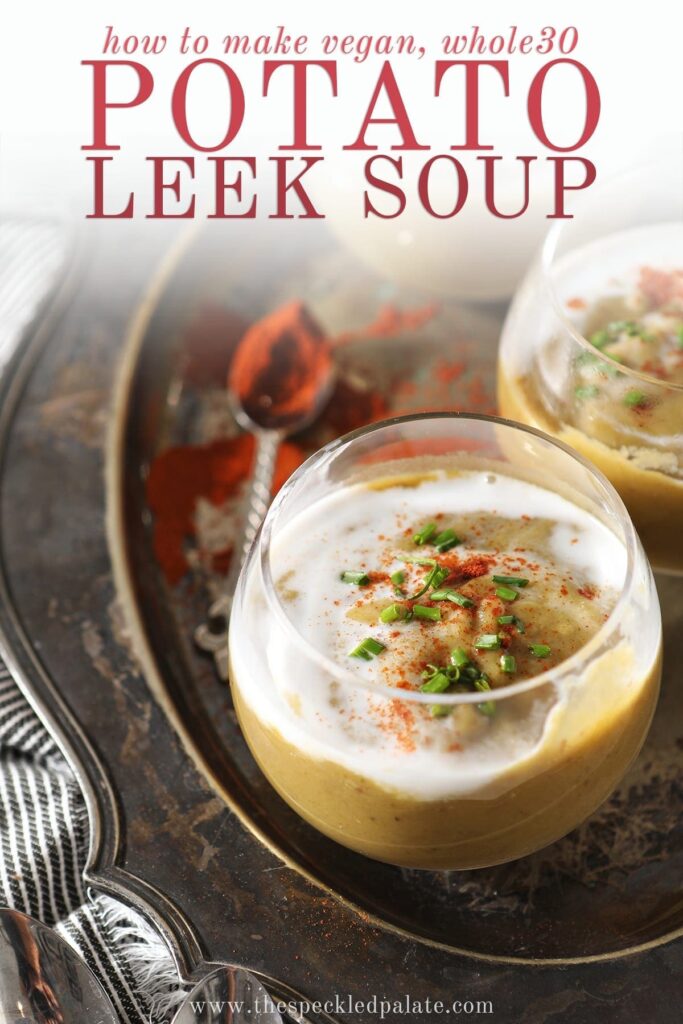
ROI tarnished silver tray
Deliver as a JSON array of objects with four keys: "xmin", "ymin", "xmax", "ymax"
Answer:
[{"xmin": 0, "ymin": 220, "xmax": 681, "ymax": 1021}]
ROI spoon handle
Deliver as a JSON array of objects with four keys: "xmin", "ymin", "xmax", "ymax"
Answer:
[
  {"xmin": 195, "ymin": 431, "xmax": 279, "ymax": 676},
  {"xmin": 227, "ymin": 430, "xmax": 279, "ymax": 594}
]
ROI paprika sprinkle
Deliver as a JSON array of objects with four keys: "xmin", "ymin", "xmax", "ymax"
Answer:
[
  {"xmin": 146, "ymin": 435, "xmax": 305, "ymax": 585},
  {"xmin": 334, "ymin": 302, "xmax": 439, "ymax": 345}
]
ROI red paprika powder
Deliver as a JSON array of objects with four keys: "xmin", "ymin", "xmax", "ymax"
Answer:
[
  {"xmin": 228, "ymin": 300, "xmax": 333, "ymax": 431},
  {"xmin": 146, "ymin": 434, "xmax": 305, "ymax": 585},
  {"xmin": 147, "ymin": 297, "xmax": 494, "ymax": 586}
]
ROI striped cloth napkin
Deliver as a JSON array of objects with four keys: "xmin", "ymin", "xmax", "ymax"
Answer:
[
  {"xmin": 0, "ymin": 217, "xmax": 187, "ymax": 1022},
  {"xmin": 0, "ymin": 666, "xmax": 186, "ymax": 1021}
]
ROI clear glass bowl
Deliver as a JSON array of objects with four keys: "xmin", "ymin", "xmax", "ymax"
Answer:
[
  {"xmin": 498, "ymin": 157, "xmax": 683, "ymax": 574},
  {"xmin": 228, "ymin": 414, "xmax": 661, "ymax": 870}
]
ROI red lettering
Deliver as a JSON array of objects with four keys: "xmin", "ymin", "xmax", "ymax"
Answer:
[
  {"xmin": 86, "ymin": 157, "xmax": 134, "ymax": 217},
  {"xmin": 263, "ymin": 61, "xmax": 338, "ymax": 150},
  {"xmin": 146, "ymin": 157, "xmax": 195, "ymax": 218},
  {"xmin": 528, "ymin": 60, "xmax": 600, "ymax": 151},
  {"xmin": 172, "ymin": 60, "xmax": 245, "ymax": 151},
  {"xmin": 363, "ymin": 156, "xmax": 406, "ymax": 218},
  {"xmin": 480, "ymin": 155, "xmax": 536, "ymax": 218},
  {"xmin": 548, "ymin": 157, "xmax": 597, "ymax": 217},
  {"xmin": 269, "ymin": 156, "xmax": 324, "ymax": 218},
  {"xmin": 209, "ymin": 157, "xmax": 257, "ymax": 218},
  {"xmin": 435, "ymin": 60, "xmax": 509, "ymax": 150},
  {"xmin": 345, "ymin": 61, "xmax": 428, "ymax": 151},
  {"xmin": 418, "ymin": 156, "xmax": 468, "ymax": 218},
  {"xmin": 82, "ymin": 61, "xmax": 154, "ymax": 151}
]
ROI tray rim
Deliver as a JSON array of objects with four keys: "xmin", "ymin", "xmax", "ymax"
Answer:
[{"xmin": 103, "ymin": 222, "xmax": 683, "ymax": 968}]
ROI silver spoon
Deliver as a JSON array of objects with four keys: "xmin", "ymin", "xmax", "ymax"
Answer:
[
  {"xmin": 195, "ymin": 308, "xmax": 334, "ymax": 677},
  {"xmin": 0, "ymin": 907, "xmax": 117, "ymax": 1024},
  {"xmin": 172, "ymin": 967, "xmax": 283, "ymax": 1024},
  {"xmin": 0, "ymin": 907, "xmax": 284, "ymax": 1024}
]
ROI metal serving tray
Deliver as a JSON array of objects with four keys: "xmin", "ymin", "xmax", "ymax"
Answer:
[{"xmin": 0, "ymin": 220, "xmax": 681, "ymax": 1022}]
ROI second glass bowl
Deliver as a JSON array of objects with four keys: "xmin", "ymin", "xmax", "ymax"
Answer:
[{"xmin": 498, "ymin": 158, "xmax": 683, "ymax": 574}]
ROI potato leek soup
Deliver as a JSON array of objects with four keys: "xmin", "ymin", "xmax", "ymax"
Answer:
[
  {"xmin": 498, "ymin": 222, "xmax": 683, "ymax": 573},
  {"xmin": 229, "ymin": 420, "xmax": 662, "ymax": 870}
]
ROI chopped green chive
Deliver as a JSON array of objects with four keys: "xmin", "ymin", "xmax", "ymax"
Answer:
[
  {"xmin": 422, "ymin": 662, "xmax": 446, "ymax": 680},
  {"xmin": 492, "ymin": 575, "xmax": 529, "ymax": 588},
  {"xmin": 623, "ymin": 389, "xmax": 649, "ymax": 409},
  {"xmin": 422, "ymin": 651, "xmax": 496, "ymax": 718},
  {"xmin": 590, "ymin": 321, "xmax": 643, "ymax": 353},
  {"xmin": 498, "ymin": 614, "xmax": 526, "ymax": 634},
  {"xmin": 420, "ymin": 671, "xmax": 451, "ymax": 694},
  {"xmin": 409, "ymin": 562, "xmax": 448, "ymax": 600},
  {"xmin": 474, "ymin": 676, "xmax": 496, "ymax": 716},
  {"xmin": 575, "ymin": 350, "xmax": 601, "ymax": 368},
  {"xmin": 340, "ymin": 570, "xmax": 369, "ymax": 586},
  {"xmin": 576, "ymin": 348, "xmax": 623, "ymax": 378},
  {"xmin": 409, "ymin": 572, "xmax": 435, "ymax": 601},
  {"xmin": 413, "ymin": 522, "xmax": 437, "ymax": 545},
  {"xmin": 430, "ymin": 588, "xmax": 475, "ymax": 608},
  {"xmin": 431, "ymin": 566, "xmax": 450, "ymax": 589},
  {"xmin": 413, "ymin": 604, "xmax": 441, "ymax": 622},
  {"xmin": 500, "ymin": 653, "xmax": 516, "ymax": 674},
  {"xmin": 590, "ymin": 329, "xmax": 610, "ymax": 349},
  {"xmin": 600, "ymin": 358, "xmax": 624, "ymax": 378},
  {"xmin": 529, "ymin": 643, "xmax": 551, "ymax": 658},
  {"xmin": 429, "ymin": 704, "xmax": 451, "ymax": 718},
  {"xmin": 348, "ymin": 637, "xmax": 386, "ymax": 660},
  {"xmin": 390, "ymin": 570, "xmax": 405, "ymax": 589},
  {"xmin": 495, "ymin": 585, "xmax": 518, "ymax": 602},
  {"xmin": 450, "ymin": 647, "xmax": 470, "ymax": 668},
  {"xmin": 608, "ymin": 320, "xmax": 640, "ymax": 337},
  {"xmin": 379, "ymin": 603, "xmax": 408, "ymax": 624},
  {"xmin": 575, "ymin": 385, "xmax": 600, "ymax": 400},
  {"xmin": 676, "ymin": 325, "xmax": 683, "ymax": 348},
  {"xmin": 474, "ymin": 634, "xmax": 502, "ymax": 650},
  {"xmin": 434, "ymin": 528, "xmax": 462, "ymax": 553}
]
